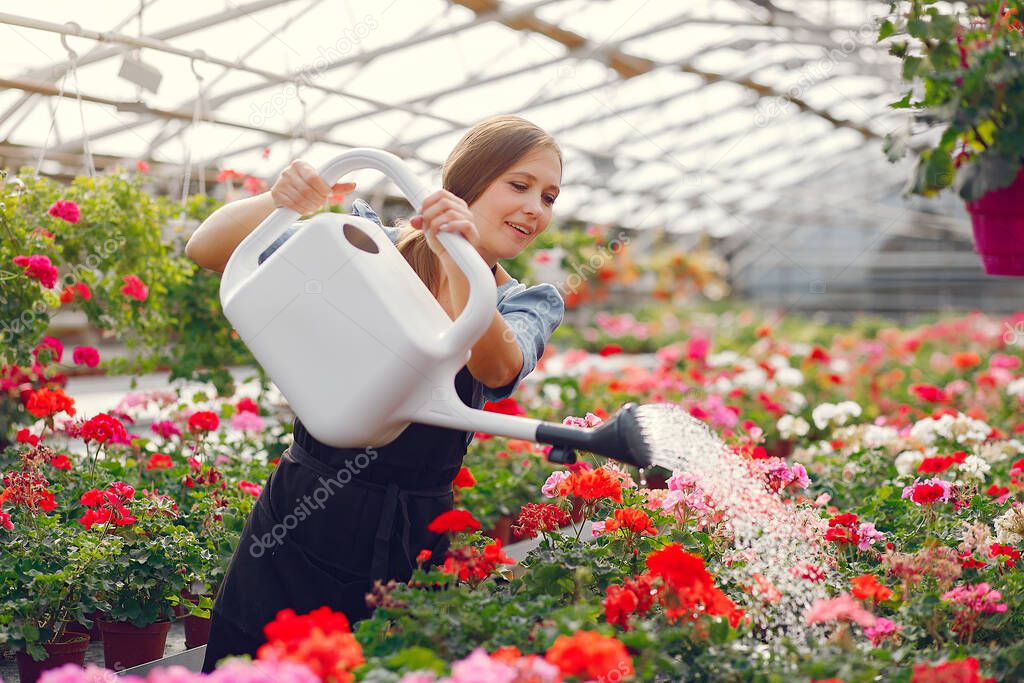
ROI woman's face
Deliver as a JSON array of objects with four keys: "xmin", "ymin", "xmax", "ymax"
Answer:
[{"xmin": 468, "ymin": 146, "xmax": 562, "ymax": 265}]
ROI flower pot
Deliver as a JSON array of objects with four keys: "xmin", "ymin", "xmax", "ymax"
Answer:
[
  {"xmin": 97, "ymin": 618, "xmax": 171, "ymax": 670},
  {"xmin": 183, "ymin": 613, "xmax": 212, "ymax": 649},
  {"xmin": 966, "ymin": 168, "xmax": 1024, "ymax": 276},
  {"xmin": 15, "ymin": 633, "xmax": 90, "ymax": 683},
  {"xmin": 766, "ymin": 439, "xmax": 794, "ymax": 459}
]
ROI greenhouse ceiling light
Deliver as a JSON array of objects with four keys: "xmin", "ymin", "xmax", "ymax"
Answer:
[{"xmin": 118, "ymin": 55, "xmax": 163, "ymax": 94}]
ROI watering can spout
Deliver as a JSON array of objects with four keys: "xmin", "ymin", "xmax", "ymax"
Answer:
[{"xmin": 534, "ymin": 403, "xmax": 654, "ymax": 468}]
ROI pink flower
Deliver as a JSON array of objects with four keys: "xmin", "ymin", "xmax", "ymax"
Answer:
[
  {"xmin": 48, "ymin": 199, "xmax": 80, "ymax": 224},
  {"xmin": 561, "ymin": 412, "xmax": 604, "ymax": 428},
  {"xmin": 805, "ymin": 593, "xmax": 876, "ymax": 629},
  {"xmin": 135, "ymin": 160, "xmax": 150, "ymax": 173},
  {"xmin": 863, "ymin": 617, "xmax": 902, "ymax": 646},
  {"xmin": 942, "ymin": 582, "xmax": 1008, "ymax": 614},
  {"xmin": 72, "ymin": 346, "xmax": 101, "ymax": 368},
  {"xmin": 230, "ymin": 410, "xmax": 265, "ymax": 432},
  {"xmin": 13, "ymin": 254, "xmax": 59, "ymax": 288},
  {"xmin": 33, "ymin": 336, "xmax": 64, "ymax": 364},
  {"xmin": 541, "ymin": 470, "xmax": 571, "ymax": 498},
  {"xmin": 151, "ymin": 420, "xmax": 182, "ymax": 439},
  {"xmin": 591, "ymin": 521, "xmax": 607, "ymax": 537},
  {"xmin": 857, "ymin": 522, "xmax": 885, "ymax": 551},
  {"xmin": 447, "ymin": 648, "xmax": 518, "ymax": 683},
  {"xmin": 243, "ymin": 175, "xmax": 267, "ymax": 194},
  {"xmin": 120, "ymin": 274, "xmax": 148, "ymax": 302},
  {"xmin": 238, "ymin": 480, "xmax": 263, "ymax": 497}
]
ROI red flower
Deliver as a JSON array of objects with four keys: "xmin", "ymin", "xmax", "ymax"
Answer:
[
  {"xmin": 236, "ymin": 397, "xmax": 259, "ymax": 414},
  {"xmin": 80, "ymin": 413, "xmax": 127, "ymax": 444},
  {"xmin": 604, "ymin": 507, "xmax": 657, "ymax": 536},
  {"xmin": 918, "ymin": 456, "xmax": 955, "ymax": 474},
  {"xmin": 850, "ymin": 574, "xmax": 892, "ymax": 603},
  {"xmin": 808, "ymin": 346, "xmax": 831, "ymax": 364},
  {"xmin": 911, "ymin": 483, "xmax": 947, "ymax": 505},
  {"xmin": 16, "ymin": 429, "xmax": 39, "ymax": 446},
  {"xmin": 33, "ymin": 336, "xmax": 64, "ymax": 365},
  {"xmin": 453, "ymin": 466, "xmax": 476, "ymax": 489},
  {"xmin": 989, "ymin": 543, "xmax": 1021, "ymax": 568},
  {"xmin": 441, "ymin": 540, "xmax": 514, "ymax": 583},
  {"xmin": 60, "ymin": 282, "xmax": 92, "ymax": 304},
  {"xmin": 72, "ymin": 346, "xmax": 100, "ymax": 368},
  {"xmin": 483, "ymin": 397, "xmax": 525, "ymax": 416},
  {"xmin": 13, "ymin": 255, "xmax": 59, "ymax": 289},
  {"xmin": 646, "ymin": 543, "xmax": 742, "ymax": 624},
  {"xmin": 911, "ymin": 657, "xmax": 994, "ymax": 683},
  {"xmin": 135, "ymin": 160, "xmax": 150, "ymax": 173},
  {"xmin": 187, "ymin": 410, "xmax": 220, "ymax": 433},
  {"xmin": 49, "ymin": 454, "xmax": 72, "ymax": 471},
  {"xmin": 145, "ymin": 453, "xmax": 173, "ymax": 470},
  {"xmin": 910, "ymin": 384, "xmax": 950, "ymax": 403},
  {"xmin": 513, "ymin": 503, "xmax": 571, "ymax": 539},
  {"xmin": 48, "ymin": 199, "xmax": 80, "ymax": 224},
  {"xmin": 26, "ymin": 387, "xmax": 76, "ymax": 419},
  {"xmin": 545, "ymin": 631, "xmax": 634, "ymax": 681},
  {"xmin": 217, "ymin": 169, "xmax": 244, "ymax": 183},
  {"xmin": 0, "ymin": 511, "xmax": 13, "ymax": 531},
  {"xmin": 238, "ymin": 480, "xmax": 263, "ymax": 496},
  {"xmin": 599, "ymin": 343, "xmax": 623, "ymax": 357},
  {"xmin": 120, "ymin": 274, "xmax": 148, "ymax": 302},
  {"xmin": 604, "ymin": 573, "xmax": 656, "ymax": 628},
  {"xmin": 258, "ymin": 607, "xmax": 364, "ymax": 683},
  {"xmin": 243, "ymin": 175, "xmax": 267, "ymax": 194},
  {"xmin": 557, "ymin": 468, "xmax": 623, "ymax": 503},
  {"xmin": 829, "ymin": 513, "xmax": 859, "ymax": 528},
  {"xmin": 416, "ymin": 549, "xmax": 432, "ymax": 565},
  {"xmin": 951, "ymin": 352, "xmax": 981, "ymax": 370},
  {"xmin": 428, "ymin": 509, "xmax": 481, "ymax": 534}
]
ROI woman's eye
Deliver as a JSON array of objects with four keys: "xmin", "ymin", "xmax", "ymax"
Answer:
[
  {"xmin": 543, "ymin": 194, "xmax": 557, "ymax": 205},
  {"xmin": 510, "ymin": 182, "xmax": 527, "ymax": 191}
]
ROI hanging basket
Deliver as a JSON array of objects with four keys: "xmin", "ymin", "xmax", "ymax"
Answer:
[{"xmin": 966, "ymin": 168, "xmax": 1024, "ymax": 277}]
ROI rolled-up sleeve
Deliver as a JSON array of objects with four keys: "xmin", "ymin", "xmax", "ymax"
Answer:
[{"xmin": 481, "ymin": 282, "xmax": 565, "ymax": 403}]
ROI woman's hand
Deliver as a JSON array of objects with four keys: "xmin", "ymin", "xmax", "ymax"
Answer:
[
  {"xmin": 270, "ymin": 160, "xmax": 356, "ymax": 215},
  {"xmin": 410, "ymin": 189, "xmax": 479, "ymax": 259}
]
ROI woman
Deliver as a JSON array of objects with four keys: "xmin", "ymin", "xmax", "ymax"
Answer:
[{"xmin": 185, "ymin": 115, "xmax": 565, "ymax": 670}]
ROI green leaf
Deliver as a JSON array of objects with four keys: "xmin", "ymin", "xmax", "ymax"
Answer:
[{"xmin": 878, "ymin": 19, "xmax": 896, "ymax": 41}]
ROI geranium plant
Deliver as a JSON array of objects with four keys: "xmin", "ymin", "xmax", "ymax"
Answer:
[{"xmin": 880, "ymin": 0, "xmax": 1024, "ymax": 200}]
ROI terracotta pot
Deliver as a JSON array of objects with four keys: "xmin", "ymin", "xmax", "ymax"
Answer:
[
  {"xmin": 15, "ymin": 633, "xmax": 90, "ymax": 683},
  {"xmin": 483, "ymin": 514, "xmax": 514, "ymax": 546},
  {"xmin": 183, "ymin": 614, "xmax": 212, "ymax": 649},
  {"xmin": 97, "ymin": 619, "xmax": 171, "ymax": 670},
  {"xmin": 966, "ymin": 168, "xmax": 1024, "ymax": 276},
  {"xmin": 766, "ymin": 439, "xmax": 794, "ymax": 459}
]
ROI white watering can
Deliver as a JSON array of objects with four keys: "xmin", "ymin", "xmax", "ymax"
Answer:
[{"xmin": 219, "ymin": 148, "xmax": 652, "ymax": 468}]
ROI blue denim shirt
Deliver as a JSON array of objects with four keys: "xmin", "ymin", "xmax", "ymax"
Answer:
[{"xmin": 258, "ymin": 199, "xmax": 564, "ymax": 425}]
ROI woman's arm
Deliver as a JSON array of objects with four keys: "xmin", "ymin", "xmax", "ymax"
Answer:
[{"xmin": 184, "ymin": 160, "xmax": 355, "ymax": 273}]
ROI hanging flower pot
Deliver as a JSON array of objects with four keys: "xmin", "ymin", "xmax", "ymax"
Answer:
[
  {"xmin": 96, "ymin": 618, "xmax": 172, "ymax": 671},
  {"xmin": 15, "ymin": 633, "xmax": 90, "ymax": 683},
  {"xmin": 966, "ymin": 169, "xmax": 1024, "ymax": 276}
]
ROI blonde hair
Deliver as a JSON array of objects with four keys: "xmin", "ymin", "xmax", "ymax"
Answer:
[{"xmin": 395, "ymin": 115, "xmax": 562, "ymax": 295}]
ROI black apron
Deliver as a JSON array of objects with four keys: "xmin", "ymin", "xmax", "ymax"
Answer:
[{"xmin": 202, "ymin": 363, "xmax": 480, "ymax": 671}]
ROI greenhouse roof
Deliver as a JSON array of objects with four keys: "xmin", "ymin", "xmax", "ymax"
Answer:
[{"xmin": 0, "ymin": 0, "xmax": 929, "ymax": 236}]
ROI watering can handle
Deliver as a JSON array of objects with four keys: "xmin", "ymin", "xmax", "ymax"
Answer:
[{"xmin": 219, "ymin": 147, "xmax": 496, "ymax": 359}]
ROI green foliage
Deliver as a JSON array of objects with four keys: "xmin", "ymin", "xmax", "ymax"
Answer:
[
  {"xmin": 0, "ymin": 513, "xmax": 116, "ymax": 660},
  {"xmin": 880, "ymin": 0, "xmax": 1024, "ymax": 200}
]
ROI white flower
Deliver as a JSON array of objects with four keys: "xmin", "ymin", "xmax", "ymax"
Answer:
[
  {"xmin": 895, "ymin": 450, "xmax": 925, "ymax": 476},
  {"xmin": 958, "ymin": 455, "xmax": 991, "ymax": 481},
  {"xmin": 767, "ymin": 354, "xmax": 790, "ymax": 370},
  {"xmin": 707, "ymin": 350, "xmax": 740, "ymax": 367},
  {"xmin": 812, "ymin": 403, "xmax": 839, "ymax": 430},
  {"xmin": 994, "ymin": 505, "xmax": 1024, "ymax": 545},
  {"xmin": 861, "ymin": 425, "xmax": 899, "ymax": 449},
  {"xmin": 774, "ymin": 367, "xmax": 804, "ymax": 387},
  {"xmin": 1008, "ymin": 377, "xmax": 1024, "ymax": 398},
  {"xmin": 777, "ymin": 414, "xmax": 810, "ymax": 439},
  {"xmin": 712, "ymin": 377, "xmax": 733, "ymax": 394},
  {"xmin": 734, "ymin": 366, "xmax": 769, "ymax": 391},
  {"xmin": 811, "ymin": 401, "xmax": 862, "ymax": 430},
  {"xmin": 909, "ymin": 413, "xmax": 992, "ymax": 447},
  {"xmin": 784, "ymin": 391, "xmax": 808, "ymax": 413},
  {"xmin": 829, "ymin": 358, "xmax": 851, "ymax": 374}
]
